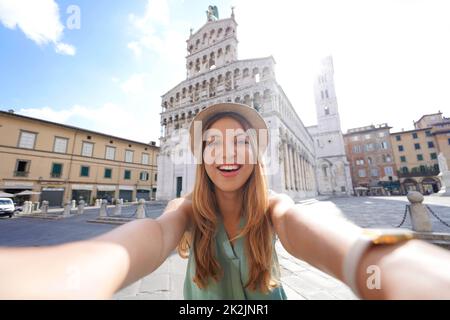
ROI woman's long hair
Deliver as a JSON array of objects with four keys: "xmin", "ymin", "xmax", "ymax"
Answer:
[{"xmin": 178, "ymin": 112, "xmax": 280, "ymax": 293}]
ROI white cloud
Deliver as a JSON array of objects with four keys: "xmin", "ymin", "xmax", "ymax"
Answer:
[
  {"xmin": 120, "ymin": 73, "xmax": 147, "ymax": 95},
  {"xmin": 127, "ymin": 0, "xmax": 187, "ymax": 62},
  {"xmin": 55, "ymin": 42, "xmax": 76, "ymax": 55},
  {"xmin": 0, "ymin": 0, "xmax": 76, "ymax": 55},
  {"xmin": 18, "ymin": 104, "xmax": 158, "ymax": 144}
]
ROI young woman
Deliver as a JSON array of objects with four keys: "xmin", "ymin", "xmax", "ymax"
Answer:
[{"xmin": 0, "ymin": 103, "xmax": 449, "ymax": 299}]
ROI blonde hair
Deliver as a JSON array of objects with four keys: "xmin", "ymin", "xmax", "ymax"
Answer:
[{"xmin": 178, "ymin": 113, "xmax": 280, "ymax": 293}]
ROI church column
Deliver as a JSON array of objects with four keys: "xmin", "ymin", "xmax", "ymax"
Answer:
[
  {"xmin": 293, "ymin": 148, "xmax": 300, "ymax": 191},
  {"xmin": 296, "ymin": 150, "xmax": 303, "ymax": 191},
  {"xmin": 302, "ymin": 157, "xmax": 307, "ymax": 191},
  {"xmin": 288, "ymin": 144, "xmax": 295, "ymax": 190},
  {"xmin": 290, "ymin": 146, "xmax": 297, "ymax": 191},
  {"xmin": 283, "ymin": 140, "xmax": 291, "ymax": 191}
]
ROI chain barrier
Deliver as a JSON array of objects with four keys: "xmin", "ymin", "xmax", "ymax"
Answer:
[
  {"xmin": 425, "ymin": 205, "xmax": 450, "ymax": 229},
  {"xmin": 395, "ymin": 204, "xmax": 410, "ymax": 228}
]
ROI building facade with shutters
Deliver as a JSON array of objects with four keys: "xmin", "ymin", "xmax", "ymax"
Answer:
[{"xmin": 0, "ymin": 110, "xmax": 159, "ymax": 207}]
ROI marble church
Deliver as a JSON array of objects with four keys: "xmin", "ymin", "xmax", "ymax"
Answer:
[{"xmin": 156, "ymin": 7, "xmax": 317, "ymax": 201}]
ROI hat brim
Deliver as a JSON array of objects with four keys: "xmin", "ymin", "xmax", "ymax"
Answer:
[{"xmin": 189, "ymin": 103, "xmax": 269, "ymax": 161}]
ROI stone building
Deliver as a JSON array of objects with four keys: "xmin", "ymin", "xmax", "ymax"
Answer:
[
  {"xmin": 344, "ymin": 124, "xmax": 399, "ymax": 195},
  {"xmin": 307, "ymin": 57, "xmax": 353, "ymax": 196},
  {"xmin": 390, "ymin": 112, "xmax": 449, "ymax": 194},
  {"xmin": 157, "ymin": 7, "xmax": 316, "ymax": 201},
  {"xmin": 0, "ymin": 110, "xmax": 159, "ymax": 207}
]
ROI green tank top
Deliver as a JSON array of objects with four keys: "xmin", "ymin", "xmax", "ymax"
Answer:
[{"xmin": 183, "ymin": 214, "xmax": 287, "ymax": 300}]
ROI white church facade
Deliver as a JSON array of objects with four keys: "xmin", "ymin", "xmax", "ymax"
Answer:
[
  {"xmin": 307, "ymin": 57, "xmax": 353, "ymax": 195},
  {"xmin": 156, "ymin": 8, "xmax": 317, "ymax": 201}
]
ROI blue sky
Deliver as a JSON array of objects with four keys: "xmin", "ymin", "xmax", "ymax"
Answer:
[{"xmin": 1, "ymin": 0, "xmax": 450, "ymax": 144}]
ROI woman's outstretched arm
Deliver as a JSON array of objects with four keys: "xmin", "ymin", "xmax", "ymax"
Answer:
[
  {"xmin": 269, "ymin": 193, "xmax": 450, "ymax": 299},
  {"xmin": 0, "ymin": 197, "xmax": 191, "ymax": 299}
]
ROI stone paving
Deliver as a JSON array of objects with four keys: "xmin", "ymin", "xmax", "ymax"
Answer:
[{"xmin": 1, "ymin": 195, "xmax": 449, "ymax": 299}]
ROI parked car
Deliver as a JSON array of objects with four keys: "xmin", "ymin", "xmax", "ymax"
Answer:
[{"xmin": 0, "ymin": 198, "xmax": 15, "ymax": 218}]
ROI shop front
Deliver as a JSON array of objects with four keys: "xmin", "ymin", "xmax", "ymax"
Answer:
[
  {"xmin": 96, "ymin": 185, "xmax": 116, "ymax": 204},
  {"xmin": 71, "ymin": 184, "xmax": 93, "ymax": 205}
]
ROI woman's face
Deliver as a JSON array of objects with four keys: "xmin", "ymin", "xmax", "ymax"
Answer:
[{"xmin": 203, "ymin": 116, "xmax": 255, "ymax": 192}]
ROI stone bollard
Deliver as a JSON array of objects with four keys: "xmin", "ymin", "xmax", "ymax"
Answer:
[
  {"xmin": 113, "ymin": 199, "xmax": 122, "ymax": 216},
  {"xmin": 77, "ymin": 200, "xmax": 85, "ymax": 215},
  {"xmin": 99, "ymin": 200, "xmax": 108, "ymax": 218},
  {"xmin": 63, "ymin": 202, "xmax": 72, "ymax": 217},
  {"xmin": 407, "ymin": 191, "xmax": 432, "ymax": 232},
  {"xmin": 71, "ymin": 200, "xmax": 76, "ymax": 209},
  {"xmin": 41, "ymin": 201, "xmax": 49, "ymax": 215},
  {"xmin": 24, "ymin": 201, "xmax": 32, "ymax": 214},
  {"xmin": 136, "ymin": 199, "xmax": 146, "ymax": 219}
]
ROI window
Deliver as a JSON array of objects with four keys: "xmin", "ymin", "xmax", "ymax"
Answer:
[
  {"xmin": 417, "ymin": 154, "xmax": 424, "ymax": 161},
  {"xmin": 142, "ymin": 153, "xmax": 149, "ymax": 165},
  {"xmin": 124, "ymin": 170, "xmax": 131, "ymax": 180},
  {"xmin": 325, "ymin": 90, "xmax": 329, "ymax": 99},
  {"xmin": 384, "ymin": 166, "xmax": 393, "ymax": 176},
  {"xmin": 381, "ymin": 141, "xmax": 388, "ymax": 149},
  {"xmin": 352, "ymin": 145, "xmax": 362, "ymax": 153},
  {"xmin": 82, "ymin": 142, "xmax": 94, "ymax": 157},
  {"xmin": 51, "ymin": 163, "xmax": 63, "ymax": 178},
  {"xmin": 385, "ymin": 155, "xmax": 392, "ymax": 162},
  {"xmin": 400, "ymin": 156, "xmax": 407, "ymax": 162},
  {"xmin": 351, "ymin": 136, "xmax": 359, "ymax": 142},
  {"xmin": 140, "ymin": 171, "xmax": 149, "ymax": 181},
  {"xmin": 427, "ymin": 141, "xmax": 434, "ymax": 148},
  {"xmin": 398, "ymin": 145, "xmax": 404, "ymax": 152},
  {"xmin": 448, "ymin": 138, "xmax": 450, "ymax": 145},
  {"xmin": 320, "ymin": 91, "xmax": 324, "ymax": 100},
  {"xmin": 14, "ymin": 160, "xmax": 30, "ymax": 177},
  {"xmin": 425, "ymin": 130, "xmax": 432, "ymax": 137},
  {"xmin": 371, "ymin": 168, "xmax": 379, "ymax": 177},
  {"xmin": 430, "ymin": 153, "xmax": 437, "ymax": 160},
  {"xmin": 420, "ymin": 165, "xmax": 426, "ymax": 172},
  {"xmin": 80, "ymin": 166, "xmax": 90, "ymax": 177},
  {"xmin": 395, "ymin": 135, "xmax": 401, "ymax": 141},
  {"xmin": 365, "ymin": 143, "xmax": 374, "ymax": 152},
  {"xmin": 18, "ymin": 131, "xmax": 36, "ymax": 149},
  {"xmin": 53, "ymin": 137, "xmax": 68, "ymax": 153},
  {"xmin": 412, "ymin": 132, "xmax": 418, "ymax": 139},
  {"xmin": 105, "ymin": 146, "xmax": 116, "ymax": 160},
  {"xmin": 364, "ymin": 134, "xmax": 371, "ymax": 140},
  {"xmin": 358, "ymin": 169, "xmax": 366, "ymax": 177},
  {"xmin": 324, "ymin": 106, "xmax": 330, "ymax": 115},
  {"xmin": 125, "ymin": 150, "xmax": 134, "ymax": 163},
  {"xmin": 356, "ymin": 159, "xmax": 364, "ymax": 166},
  {"xmin": 367, "ymin": 157, "xmax": 373, "ymax": 165},
  {"xmin": 414, "ymin": 143, "xmax": 421, "ymax": 150},
  {"xmin": 104, "ymin": 168, "xmax": 112, "ymax": 179},
  {"xmin": 155, "ymin": 173, "xmax": 157, "ymax": 182},
  {"xmin": 402, "ymin": 167, "xmax": 409, "ymax": 174}
]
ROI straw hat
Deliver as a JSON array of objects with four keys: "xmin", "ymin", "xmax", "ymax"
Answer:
[{"xmin": 188, "ymin": 103, "xmax": 269, "ymax": 161}]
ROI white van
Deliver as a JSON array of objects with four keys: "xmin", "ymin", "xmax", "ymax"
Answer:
[{"xmin": 0, "ymin": 198, "xmax": 15, "ymax": 218}]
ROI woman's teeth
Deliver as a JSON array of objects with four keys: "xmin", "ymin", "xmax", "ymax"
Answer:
[{"xmin": 218, "ymin": 164, "xmax": 241, "ymax": 172}]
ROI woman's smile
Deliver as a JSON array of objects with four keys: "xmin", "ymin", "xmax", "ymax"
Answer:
[{"xmin": 216, "ymin": 164, "xmax": 242, "ymax": 177}]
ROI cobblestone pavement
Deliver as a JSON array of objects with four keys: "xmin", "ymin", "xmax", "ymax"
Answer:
[{"xmin": 1, "ymin": 196, "xmax": 449, "ymax": 299}]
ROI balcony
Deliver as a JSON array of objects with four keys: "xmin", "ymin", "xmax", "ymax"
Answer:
[
  {"xmin": 50, "ymin": 173, "xmax": 62, "ymax": 178},
  {"xmin": 397, "ymin": 166, "xmax": 440, "ymax": 178},
  {"xmin": 14, "ymin": 171, "xmax": 29, "ymax": 177}
]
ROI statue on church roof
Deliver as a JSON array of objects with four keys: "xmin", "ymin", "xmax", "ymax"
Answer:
[{"xmin": 206, "ymin": 5, "xmax": 219, "ymax": 22}]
